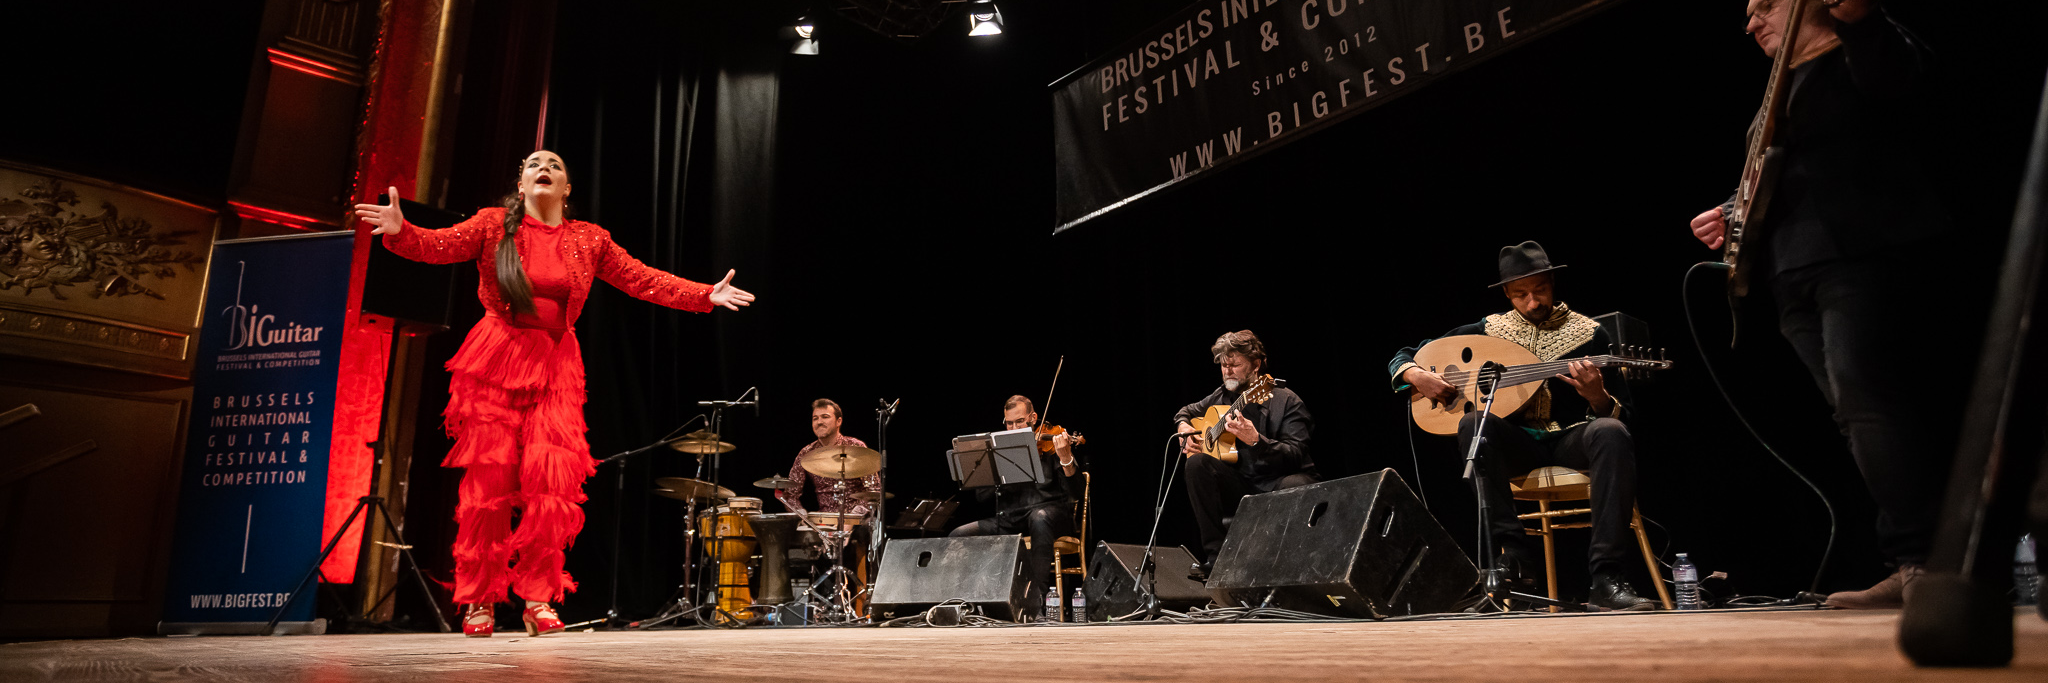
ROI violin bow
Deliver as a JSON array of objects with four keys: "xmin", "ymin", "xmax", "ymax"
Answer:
[{"xmin": 1038, "ymin": 355, "xmax": 1065, "ymax": 430}]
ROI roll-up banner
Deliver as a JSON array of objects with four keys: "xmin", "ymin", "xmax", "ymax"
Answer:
[
  {"xmin": 160, "ymin": 232, "xmax": 353, "ymax": 635},
  {"xmin": 1052, "ymin": 0, "xmax": 1622, "ymax": 232}
]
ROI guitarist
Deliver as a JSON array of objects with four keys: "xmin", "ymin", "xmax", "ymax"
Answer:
[
  {"xmin": 1389, "ymin": 241, "xmax": 1657, "ymax": 611},
  {"xmin": 1173, "ymin": 330, "xmax": 1317, "ymax": 581},
  {"xmin": 1687, "ymin": 0, "xmax": 1949, "ymax": 610}
]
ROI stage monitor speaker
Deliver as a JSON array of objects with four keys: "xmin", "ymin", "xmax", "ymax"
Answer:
[
  {"xmin": 870, "ymin": 535, "xmax": 1031, "ymax": 621},
  {"xmin": 1083, "ymin": 541, "xmax": 1209, "ymax": 621},
  {"xmin": 1208, "ymin": 469, "xmax": 1476, "ymax": 618}
]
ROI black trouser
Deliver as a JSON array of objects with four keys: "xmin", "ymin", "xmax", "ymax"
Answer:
[
  {"xmin": 1183, "ymin": 454, "xmax": 1318, "ymax": 563},
  {"xmin": 950, "ymin": 505, "xmax": 1074, "ymax": 612},
  {"xmin": 1774, "ymin": 257, "xmax": 1950, "ymax": 566},
  {"xmin": 1458, "ymin": 413, "xmax": 1638, "ymax": 577}
]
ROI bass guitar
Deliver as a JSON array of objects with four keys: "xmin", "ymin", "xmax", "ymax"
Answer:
[
  {"xmin": 1406, "ymin": 335, "xmax": 1670, "ymax": 436},
  {"xmin": 1722, "ymin": 0, "xmax": 1815, "ymax": 302},
  {"xmin": 1184, "ymin": 374, "xmax": 1280, "ymax": 463}
]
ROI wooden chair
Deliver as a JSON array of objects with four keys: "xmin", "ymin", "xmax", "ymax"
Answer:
[
  {"xmin": 1509, "ymin": 466, "xmax": 1673, "ymax": 611},
  {"xmin": 1050, "ymin": 472, "xmax": 1091, "ymax": 620}
]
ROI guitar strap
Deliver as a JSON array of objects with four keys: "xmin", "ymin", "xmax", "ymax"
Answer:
[{"xmin": 1482, "ymin": 302, "xmax": 1599, "ymax": 433}]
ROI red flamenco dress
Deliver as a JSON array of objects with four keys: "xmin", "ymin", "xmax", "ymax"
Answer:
[{"xmin": 383, "ymin": 208, "xmax": 712, "ymax": 606}]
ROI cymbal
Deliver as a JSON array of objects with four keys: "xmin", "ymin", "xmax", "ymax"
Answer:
[
  {"xmin": 753, "ymin": 475, "xmax": 800, "ymax": 491},
  {"xmin": 800, "ymin": 445, "xmax": 882, "ymax": 479},
  {"xmin": 667, "ymin": 435, "xmax": 735, "ymax": 455},
  {"xmin": 852, "ymin": 491, "xmax": 895, "ymax": 502},
  {"xmin": 652, "ymin": 477, "xmax": 734, "ymax": 501}
]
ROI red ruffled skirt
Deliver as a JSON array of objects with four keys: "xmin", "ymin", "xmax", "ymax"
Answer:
[{"xmin": 442, "ymin": 315, "xmax": 596, "ymax": 604}]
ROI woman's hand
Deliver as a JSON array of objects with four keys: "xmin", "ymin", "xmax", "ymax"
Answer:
[
  {"xmin": 353, "ymin": 186, "xmax": 406, "ymax": 236},
  {"xmin": 708, "ymin": 269, "xmax": 757, "ymax": 311}
]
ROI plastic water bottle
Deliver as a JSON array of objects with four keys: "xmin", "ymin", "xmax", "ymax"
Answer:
[
  {"xmin": 1674, "ymin": 553, "xmax": 1701, "ymax": 610},
  {"xmin": 1045, "ymin": 588, "xmax": 1063, "ymax": 622},
  {"xmin": 2017, "ymin": 534, "xmax": 2039, "ymax": 607},
  {"xmin": 1070, "ymin": 587, "xmax": 1088, "ymax": 623}
]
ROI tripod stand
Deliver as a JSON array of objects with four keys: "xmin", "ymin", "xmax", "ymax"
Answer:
[
  {"xmin": 1461, "ymin": 362, "xmax": 1583, "ymax": 613},
  {"xmin": 265, "ymin": 495, "xmax": 450, "ymax": 634}
]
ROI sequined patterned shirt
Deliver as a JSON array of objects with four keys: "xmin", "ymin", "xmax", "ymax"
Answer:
[
  {"xmin": 382, "ymin": 207, "xmax": 714, "ymax": 325},
  {"xmin": 776, "ymin": 434, "xmax": 880, "ymax": 517}
]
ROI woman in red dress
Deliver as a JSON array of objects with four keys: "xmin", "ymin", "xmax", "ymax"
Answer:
[{"xmin": 354, "ymin": 150, "xmax": 755, "ymax": 637}]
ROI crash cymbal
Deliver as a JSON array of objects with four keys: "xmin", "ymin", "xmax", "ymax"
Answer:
[
  {"xmin": 753, "ymin": 475, "xmax": 799, "ymax": 491},
  {"xmin": 851, "ymin": 491, "xmax": 895, "ymax": 502},
  {"xmin": 799, "ymin": 445, "xmax": 882, "ymax": 479},
  {"xmin": 651, "ymin": 477, "xmax": 734, "ymax": 501},
  {"xmin": 667, "ymin": 436, "xmax": 735, "ymax": 455}
]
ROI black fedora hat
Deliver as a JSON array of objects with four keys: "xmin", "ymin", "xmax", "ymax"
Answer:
[{"xmin": 1489, "ymin": 240, "xmax": 1567, "ymax": 288}]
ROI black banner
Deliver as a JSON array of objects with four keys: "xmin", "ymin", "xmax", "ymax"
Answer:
[{"xmin": 1052, "ymin": 0, "xmax": 1622, "ymax": 232}]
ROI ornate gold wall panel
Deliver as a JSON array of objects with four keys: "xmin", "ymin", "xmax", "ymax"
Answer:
[{"xmin": 0, "ymin": 162, "xmax": 216, "ymax": 379}]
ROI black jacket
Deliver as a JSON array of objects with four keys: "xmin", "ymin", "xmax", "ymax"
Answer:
[
  {"xmin": 974, "ymin": 448, "xmax": 1086, "ymax": 525},
  {"xmin": 1172, "ymin": 386, "xmax": 1315, "ymax": 482},
  {"xmin": 1734, "ymin": 8, "xmax": 1945, "ymax": 275}
]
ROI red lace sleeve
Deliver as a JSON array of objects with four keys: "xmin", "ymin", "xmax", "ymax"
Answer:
[
  {"xmin": 594, "ymin": 229, "xmax": 714, "ymax": 313},
  {"xmin": 382, "ymin": 208, "xmax": 500, "ymax": 264}
]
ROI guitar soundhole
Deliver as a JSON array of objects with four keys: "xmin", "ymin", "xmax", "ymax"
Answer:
[
  {"xmin": 1460, "ymin": 347, "xmax": 1473, "ymax": 363},
  {"xmin": 1461, "ymin": 402, "xmax": 1474, "ymax": 414}
]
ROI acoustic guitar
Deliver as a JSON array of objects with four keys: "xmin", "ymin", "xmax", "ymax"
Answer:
[
  {"xmin": 1722, "ymin": 0, "xmax": 1815, "ymax": 299},
  {"xmin": 1406, "ymin": 335, "xmax": 1671, "ymax": 436},
  {"xmin": 1184, "ymin": 374, "xmax": 1280, "ymax": 463}
]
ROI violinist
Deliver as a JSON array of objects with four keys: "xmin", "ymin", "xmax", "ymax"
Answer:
[{"xmin": 947, "ymin": 395, "xmax": 1084, "ymax": 620}]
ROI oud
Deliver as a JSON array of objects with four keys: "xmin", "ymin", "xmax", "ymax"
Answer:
[{"xmin": 1406, "ymin": 336, "xmax": 1670, "ymax": 436}]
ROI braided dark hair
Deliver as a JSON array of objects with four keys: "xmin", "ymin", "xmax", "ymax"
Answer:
[{"xmin": 494, "ymin": 191, "xmax": 538, "ymax": 316}]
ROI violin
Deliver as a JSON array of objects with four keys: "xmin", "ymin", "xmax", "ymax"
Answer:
[{"xmin": 1034, "ymin": 423, "xmax": 1086, "ymax": 453}]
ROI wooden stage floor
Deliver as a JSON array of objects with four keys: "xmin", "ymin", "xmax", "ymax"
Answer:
[{"xmin": 1, "ymin": 608, "xmax": 2043, "ymax": 681}]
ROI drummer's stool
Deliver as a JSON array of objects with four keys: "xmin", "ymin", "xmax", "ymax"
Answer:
[
  {"xmin": 1050, "ymin": 472, "xmax": 1091, "ymax": 620},
  {"xmin": 1510, "ymin": 466, "xmax": 1673, "ymax": 611}
]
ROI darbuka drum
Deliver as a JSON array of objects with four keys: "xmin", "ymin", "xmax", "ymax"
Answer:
[{"xmin": 698, "ymin": 501, "xmax": 760, "ymax": 620}]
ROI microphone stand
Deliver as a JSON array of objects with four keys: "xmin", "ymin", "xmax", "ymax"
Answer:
[
  {"xmin": 1462, "ymin": 362, "xmax": 1583, "ymax": 613},
  {"xmin": 1134, "ymin": 432, "xmax": 1191, "ymax": 620},
  {"xmin": 868, "ymin": 398, "xmax": 899, "ymax": 620},
  {"xmin": 595, "ymin": 413, "xmax": 705, "ymax": 629}
]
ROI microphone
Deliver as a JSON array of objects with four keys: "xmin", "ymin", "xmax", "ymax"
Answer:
[{"xmin": 697, "ymin": 400, "xmax": 757, "ymax": 408}]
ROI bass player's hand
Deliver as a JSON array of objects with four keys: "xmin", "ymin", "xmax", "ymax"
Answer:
[
  {"xmin": 1404, "ymin": 367, "xmax": 1460, "ymax": 405},
  {"xmin": 1690, "ymin": 207, "xmax": 1726, "ymax": 249}
]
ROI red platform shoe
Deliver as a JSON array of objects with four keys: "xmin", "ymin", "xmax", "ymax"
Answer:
[
  {"xmin": 463, "ymin": 604, "xmax": 494, "ymax": 638},
  {"xmin": 522, "ymin": 603, "xmax": 566, "ymax": 637}
]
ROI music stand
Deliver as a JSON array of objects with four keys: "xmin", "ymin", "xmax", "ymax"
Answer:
[
  {"xmin": 947, "ymin": 428, "xmax": 1044, "ymax": 488},
  {"xmin": 888, "ymin": 498, "xmax": 960, "ymax": 533}
]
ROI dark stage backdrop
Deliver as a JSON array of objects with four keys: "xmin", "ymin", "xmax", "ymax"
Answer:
[{"xmin": 397, "ymin": 0, "xmax": 2048, "ymax": 625}]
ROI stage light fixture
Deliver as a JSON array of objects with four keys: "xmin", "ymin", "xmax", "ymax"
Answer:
[
  {"xmin": 787, "ymin": 15, "xmax": 820, "ymax": 55},
  {"xmin": 966, "ymin": 2, "xmax": 1003, "ymax": 37}
]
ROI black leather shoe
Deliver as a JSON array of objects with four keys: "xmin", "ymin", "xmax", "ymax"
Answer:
[
  {"xmin": 1496, "ymin": 547, "xmax": 1541, "ymax": 590},
  {"xmin": 1589, "ymin": 573, "xmax": 1659, "ymax": 611},
  {"xmin": 1188, "ymin": 561, "xmax": 1212, "ymax": 583}
]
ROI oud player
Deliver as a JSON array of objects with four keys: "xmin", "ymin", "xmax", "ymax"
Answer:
[
  {"xmin": 1389, "ymin": 241, "xmax": 1656, "ymax": 611},
  {"xmin": 1686, "ymin": 0, "xmax": 1952, "ymax": 610},
  {"xmin": 1172, "ymin": 330, "xmax": 1316, "ymax": 582}
]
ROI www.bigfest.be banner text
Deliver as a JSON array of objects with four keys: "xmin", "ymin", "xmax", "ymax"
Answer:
[
  {"xmin": 161, "ymin": 233, "xmax": 352, "ymax": 630},
  {"xmin": 1051, "ymin": 0, "xmax": 1621, "ymax": 232}
]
